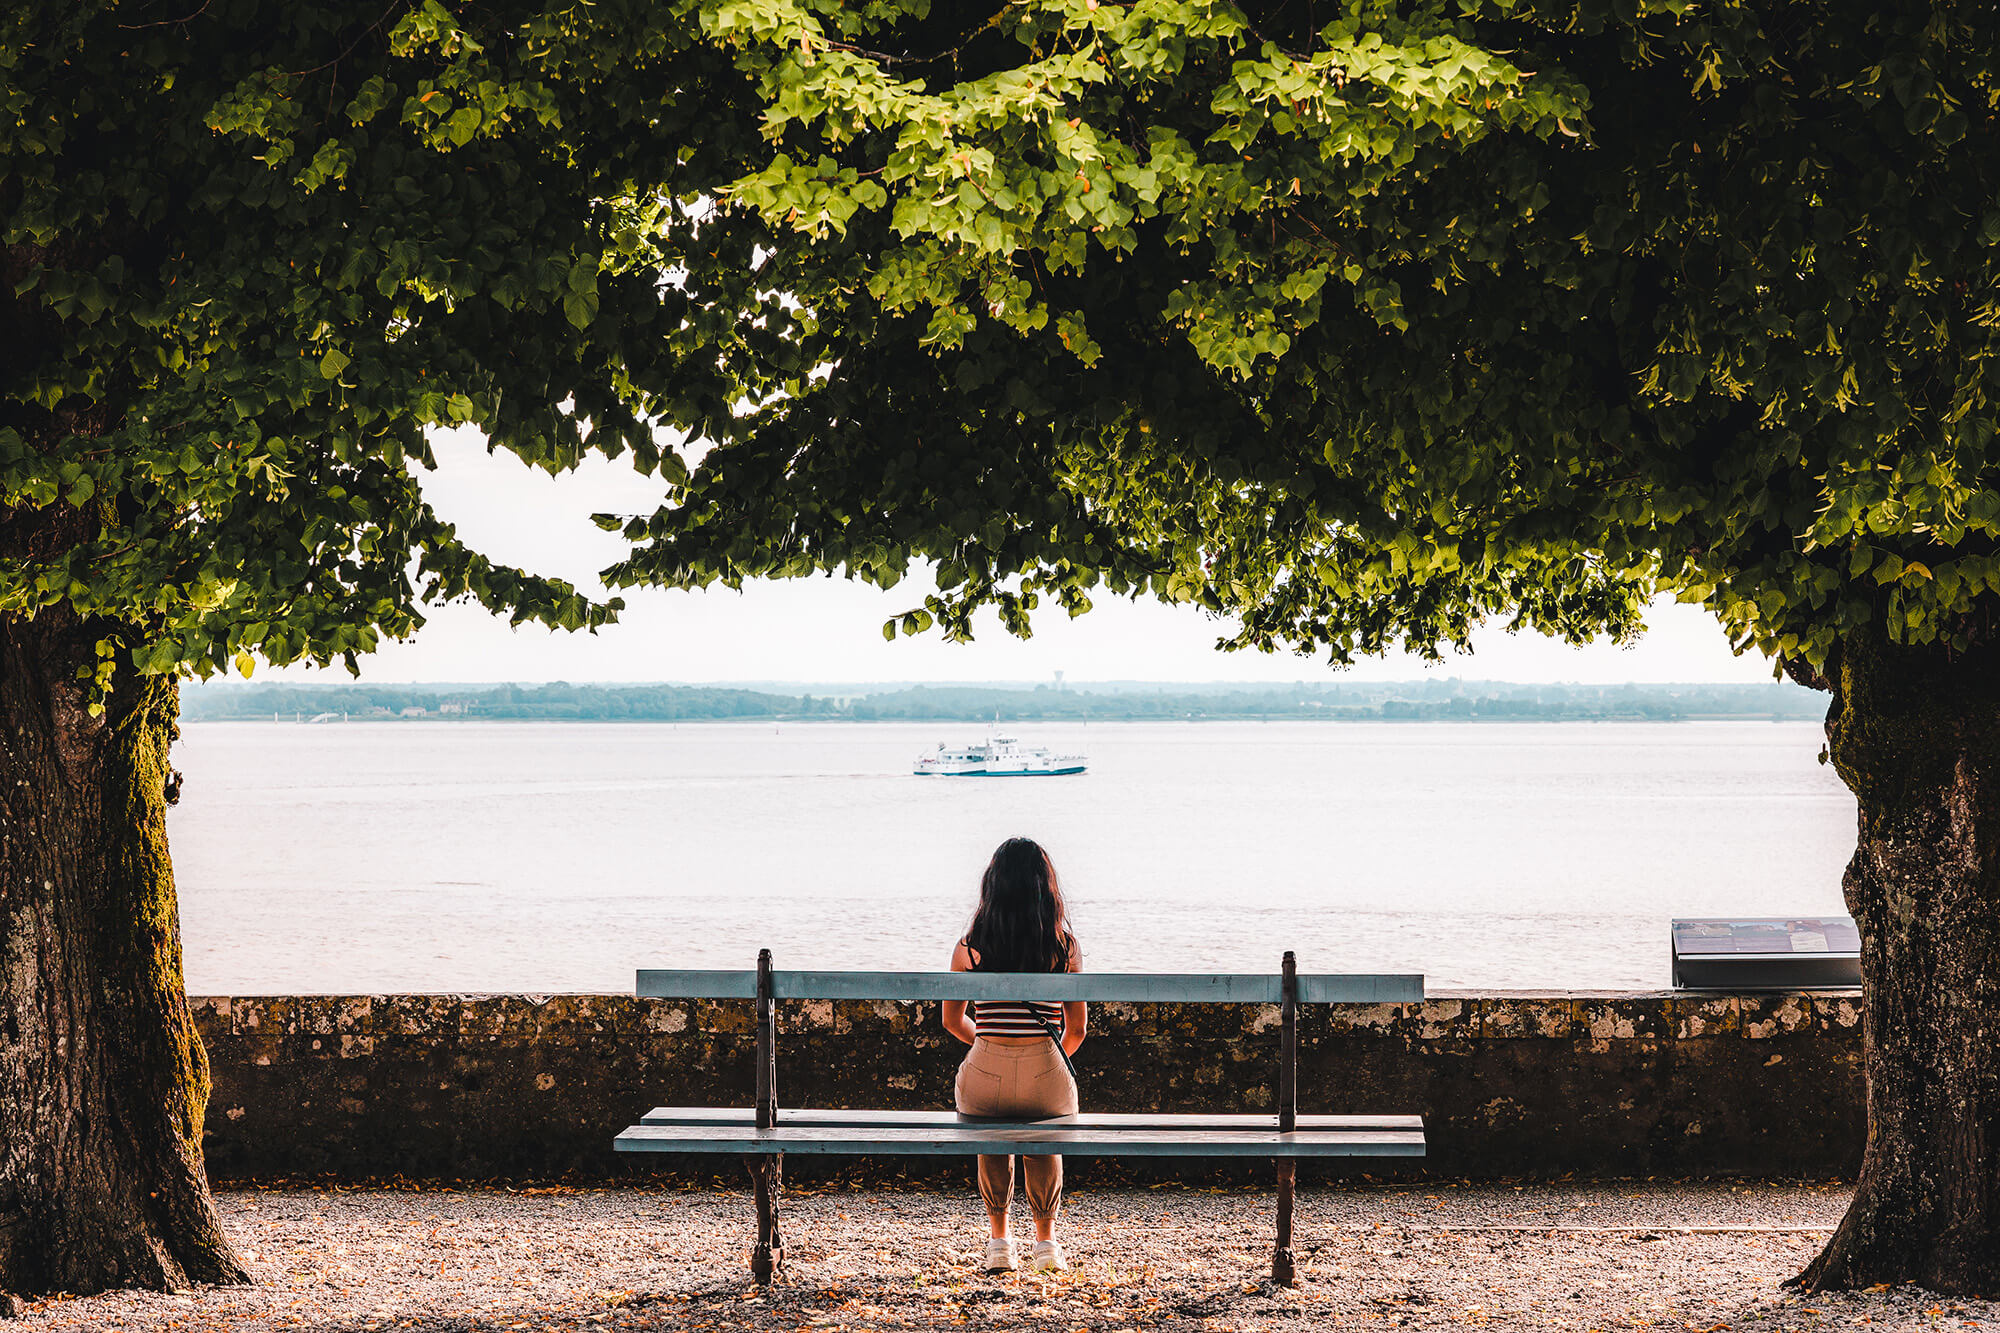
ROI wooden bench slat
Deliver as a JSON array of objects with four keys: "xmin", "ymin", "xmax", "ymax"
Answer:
[
  {"xmin": 614, "ymin": 1124, "xmax": 1426, "ymax": 1157},
  {"xmin": 634, "ymin": 969, "xmax": 759, "ymax": 999},
  {"xmin": 635, "ymin": 969, "xmax": 1424, "ymax": 1003},
  {"xmin": 637, "ymin": 1106, "xmax": 1424, "ymax": 1132}
]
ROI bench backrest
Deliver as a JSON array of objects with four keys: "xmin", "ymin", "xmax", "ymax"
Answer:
[{"xmin": 637, "ymin": 969, "xmax": 1425, "ymax": 1004}]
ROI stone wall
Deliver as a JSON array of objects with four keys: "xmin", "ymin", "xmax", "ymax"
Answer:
[{"xmin": 191, "ymin": 991, "xmax": 1865, "ymax": 1183}]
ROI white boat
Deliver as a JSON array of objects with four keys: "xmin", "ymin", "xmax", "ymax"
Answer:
[{"xmin": 913, "ymin": 735, "xmax": 1087, "ymax": 777}]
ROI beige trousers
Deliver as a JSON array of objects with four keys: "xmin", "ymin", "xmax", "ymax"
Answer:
[{"xmin": 954, "ymin": 1038, "xmax": 1079, "ymax": 1224}]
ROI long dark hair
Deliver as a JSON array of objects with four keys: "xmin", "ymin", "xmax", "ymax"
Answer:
[{"xmin": 965, "ymin": 837, "xmax": 1075, "ymax": 974}]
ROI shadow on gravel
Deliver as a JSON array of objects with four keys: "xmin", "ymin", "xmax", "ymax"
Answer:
[
  {"xmin": 13, "ymin": 1183, "xmax": 1999, "ymax": 1332},
  {"xmin": 16, "ymin": 1269, "xmax": 2000, "ymax": 1333},
  {"xmin": 1704, "ymin": 1284, "xmax": 1994, "ymax": 1332}
]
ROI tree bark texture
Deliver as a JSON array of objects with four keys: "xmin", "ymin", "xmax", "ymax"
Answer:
[
  {"xmin": 0, "ymin": 610, "xmax": 247, "ymax": 1301},
  {"xmin": 1794, "ymin": 629, "xmax": 2000, "ymax": 1295}
]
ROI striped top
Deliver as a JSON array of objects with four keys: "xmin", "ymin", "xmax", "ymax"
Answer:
[
  {"xmin": 970, "ymin": 998, "xmax": 1066, "ymax": 1039},
  {"xmin": 959, "ymin": 935, "xmax": 1079, "ymax": 1040}
]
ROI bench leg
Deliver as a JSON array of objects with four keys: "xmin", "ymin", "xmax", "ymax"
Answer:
[
  {"xmin": 1272, "ymin": 1159, "xmax": 1296, "ymax": 1286},
  {"xmin": 748, "ymin": 1153, "xmax": 784, "ymax": 1282}
]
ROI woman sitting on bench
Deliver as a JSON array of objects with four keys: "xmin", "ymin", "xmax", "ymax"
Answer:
[{"xmin": 943, "ymin": 837, "xmax": 1089, "ymax": 1274}]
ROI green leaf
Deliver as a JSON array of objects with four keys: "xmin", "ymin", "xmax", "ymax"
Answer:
[
  {"xmin": 562, "ymin": 289, "xmax": 598, "ymax": 329},
  {"xmin": 319, "ymin": 349, "xmax": 351, "ymax": 379}
]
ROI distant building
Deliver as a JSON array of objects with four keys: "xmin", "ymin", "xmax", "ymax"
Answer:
[
  {"xmin": 438, "ymin": 701, "xmax": 467, "ymax": 715},
  {"xmin": 400, "ymin": 706, "xmax": 427, "ymax": 717}
]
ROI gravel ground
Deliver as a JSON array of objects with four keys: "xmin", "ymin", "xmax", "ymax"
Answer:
[{"xmin": 12, "ymin": 1180, "xmax": 1998, "ymax": 1332}]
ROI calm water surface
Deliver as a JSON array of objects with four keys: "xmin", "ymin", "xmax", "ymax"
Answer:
[{"xmin": 168, "ymin": 720, "xmax": 1855, "ymax": 992}]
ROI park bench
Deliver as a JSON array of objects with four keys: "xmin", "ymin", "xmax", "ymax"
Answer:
[{"xmin": 614, "ymin": 952, "xmax": 1426, "ymax": 1284}]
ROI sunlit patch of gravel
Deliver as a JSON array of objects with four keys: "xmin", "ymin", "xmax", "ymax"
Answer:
[{"xmin": 10, "ymin": 1180, "xmax": 1996, "ymax": 1331}]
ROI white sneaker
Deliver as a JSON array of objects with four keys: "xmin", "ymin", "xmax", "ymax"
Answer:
[
  {"xmin": 983, "ymin": 1237, "xmax": 1016, "ymax": 1272},
  {"xmin": 1030, "ymin": 1239, "xmax": 1067, "ymax": 1272}
]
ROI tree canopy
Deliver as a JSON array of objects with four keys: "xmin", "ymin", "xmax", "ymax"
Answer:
[
  {"xmin": 4, "ymin": 0, "xmax": 764, "ymax": 689},
  {"xmin": 8, "ymin": 1, "xmax": 1993, "ymax": 683},
  {"xmin": 607, "ymin": 0, "xmax": 1998, "ymax": 683}
]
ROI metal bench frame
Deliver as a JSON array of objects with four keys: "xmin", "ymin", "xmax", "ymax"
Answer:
[{"xmin": 616, "ymin": 950, "xmax": 1425, "ymax": 1284}]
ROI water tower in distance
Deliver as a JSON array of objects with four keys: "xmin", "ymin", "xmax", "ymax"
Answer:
[{"xmin": 1053, "ymin": 670, "xmax": 1066, "ymax": 692}]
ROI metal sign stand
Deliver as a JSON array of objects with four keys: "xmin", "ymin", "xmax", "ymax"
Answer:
[{"xmin": 748, "ymin": 948, "xmax": 784, "ymax": 1280}]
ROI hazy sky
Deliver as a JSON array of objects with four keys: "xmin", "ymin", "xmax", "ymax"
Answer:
[{"xmin": 330, "ymin": 428, "xmax": 1779, "ymax": 685}]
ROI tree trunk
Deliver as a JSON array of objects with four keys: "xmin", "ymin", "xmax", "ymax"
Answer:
[
  {"xmin": 1793, "ymin": 628, "xmax": 2000, "ymax": 1295},
  {"xmin": 0, "ymin": 610, "xmax": 247, "ymax": 1303}
]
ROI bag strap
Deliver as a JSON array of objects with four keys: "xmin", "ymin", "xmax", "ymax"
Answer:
[{"xmin": 1031, "ymin": 1007, "xmax": 1079, "ymax": 1083}]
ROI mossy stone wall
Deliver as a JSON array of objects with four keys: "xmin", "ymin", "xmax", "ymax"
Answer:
[{"xmin": 190, "ymin": 991, "xmax": 1864, "ymax": 1182}]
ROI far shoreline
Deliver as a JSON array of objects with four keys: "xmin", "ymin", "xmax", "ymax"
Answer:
[
  {"xmin": 179, "ymin": 678, "xmax": 1827, "ymax": 727},
  {"xmin": 180, "ymin": 713, "xmax": 1824, "ymax": 726}
]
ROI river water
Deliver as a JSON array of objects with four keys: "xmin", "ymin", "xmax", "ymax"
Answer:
[{"xmin": 168, "ymin": 719, "xmax": 1855, "ymax": 993}]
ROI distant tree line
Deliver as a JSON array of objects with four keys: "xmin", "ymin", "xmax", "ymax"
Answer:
[
  {"xmin": 181, "ymin": 681, "xmax": 843, "ymax": 722},
  {"xmin": 181, "ymin": 680, "xmax": 1827, "ymax": 724}
]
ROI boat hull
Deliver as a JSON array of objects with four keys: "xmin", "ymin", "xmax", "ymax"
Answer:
[
  {"xmin": 912, "ymin": 764, "xmax": 1087, "ymax": 777},
  {"xmin": 913, "ymin": 734, "xmax": 1087, "ymax": 777}
]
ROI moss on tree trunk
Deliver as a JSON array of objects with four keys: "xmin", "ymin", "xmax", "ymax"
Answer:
[
  {"xmin": 1794, "ymin": 628, "xmax": 2000, "ymax": 1295},
  {"xmin": 0, "ymin": 610, "xmax": 247, "ymax": 1304}
]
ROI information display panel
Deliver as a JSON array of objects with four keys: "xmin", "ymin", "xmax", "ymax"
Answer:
[{"xmin": 1670, "ymin": 917, "xmax": 1862, "ymax": 990}]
